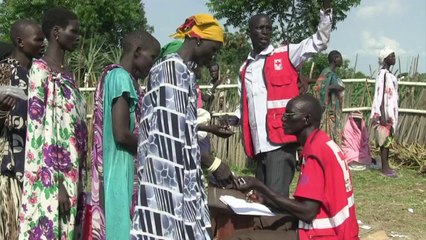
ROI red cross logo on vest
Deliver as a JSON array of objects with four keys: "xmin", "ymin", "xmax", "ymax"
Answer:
[{"xmin": 274, "ymin": 59, "xmax": 283, "ymax": 70}]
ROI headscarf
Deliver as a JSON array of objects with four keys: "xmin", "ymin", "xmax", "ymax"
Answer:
[
  {"xmin": 158, "ymin": 40, "xmax": 183, "ymax": 60},
  {"xmin": 171, "ymin": 14, "xmax": 224, "ymax": 43},
  {"xmin": 378, "ymin": 47, "xmax": 394, "ymax": 65}
]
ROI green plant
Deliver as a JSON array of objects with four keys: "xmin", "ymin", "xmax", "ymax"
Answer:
[
  {"xmin": 0, "ymin": 0, "xmax": 150, "ymax": 45},
  {"xmin": 207, "ymin": 0, "xmax": 361, "ymax": 43}
]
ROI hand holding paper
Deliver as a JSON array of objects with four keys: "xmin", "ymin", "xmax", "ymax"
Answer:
[{"xmin": 219, "ymin": 195, "xmax": 275, "ymax": 216}]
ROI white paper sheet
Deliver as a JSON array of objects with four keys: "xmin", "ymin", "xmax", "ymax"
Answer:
[{"xmin": 219, "ymin": 195, "xmax": 275, "ymax": 216}]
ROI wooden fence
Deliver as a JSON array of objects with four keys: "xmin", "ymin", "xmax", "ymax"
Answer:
[{"xmin": 80, "ymin": 78, "xmax": 426, "ymax": 168}]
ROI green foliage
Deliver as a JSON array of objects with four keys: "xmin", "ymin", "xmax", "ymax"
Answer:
[
  {"xmin": 0, "ymin": 0, "xmax": 150, "ymax": 45},
  {"xmin": 197, "ymin": 31, "xmax": 251, "ymax": 85},
  {"xmin": 350, "ymin": 168, "xmax": 426, "ymax": 239},
  {"xmin": 300, "ymin": 52, "xmax": 366, "ymax": 79},
  {"xmin": 67, "ymin": 38, "xmax": 121, "ymax": 87},
  {"xmin": 300, "ymin": 52, "xmax": 329, "ymax": 78},
  {"xmin": 207, "ymin": 0, "xmax": 361, "ymax": 43},
  {"xmin": 217, "ymin": 31, "xmax": 252, "ymax": 81}
]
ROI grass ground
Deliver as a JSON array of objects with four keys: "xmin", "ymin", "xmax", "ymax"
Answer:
[
  {"xmin": 351, "ymin": 168, "xmax": 426, "ymax": 239},
  {"xmin": 230, "ymin": 165, "xmax": 426, "ymax": 239}
]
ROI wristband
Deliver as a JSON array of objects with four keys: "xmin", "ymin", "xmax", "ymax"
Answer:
[{"xmin": 207, "ymin": 157, "xmax": 222, "ymax": 173}]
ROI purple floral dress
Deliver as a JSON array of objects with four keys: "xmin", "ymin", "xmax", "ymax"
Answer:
[{"xmin": 19, "ymin": 59, "xmax": 87, "ymax": 240}]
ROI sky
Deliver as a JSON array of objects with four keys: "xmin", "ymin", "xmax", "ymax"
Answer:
[{"xmin": 143, "ymin": 0, "xmax": 426, "ymax": 75}]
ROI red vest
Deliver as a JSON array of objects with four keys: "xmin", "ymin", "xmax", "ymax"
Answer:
[
  {"xmin": 239, "ymin": 46, "xmax": 299, "ymax": 158},
  {"xmin": 296, "ymin": 130, "xmax": 359, "ymax": 240}
]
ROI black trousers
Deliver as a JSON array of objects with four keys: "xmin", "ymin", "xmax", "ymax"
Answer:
[{"xmin": 255, "ymin": 143, "xmax": 297, "ymax": 198}]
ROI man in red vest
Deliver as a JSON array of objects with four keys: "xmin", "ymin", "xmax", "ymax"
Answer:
[
  {"xmin": 223, "ymin": 0, "xmax": 332, "ymax": 199},
  {"xmin": 233, "ymin": 94, "xmax": 359, "ymax": 240}
]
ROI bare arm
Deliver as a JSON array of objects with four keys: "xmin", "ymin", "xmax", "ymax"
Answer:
[
  {"xmin": 198, "ymin": 124, "xmax": 234, "ymax": 138},
  {"xmin": 238, "ymin": 176, "xmax": 321, "ymax": 222},
  {"xmin": 328, "ymin": 84, "xmax": 344, "ymax": 91},
  {"xmin": 256, "ymin": 183, "xmax": 321, "ymax": 222},
  {"xmin": 0, "ymin": 63, "xmax": 14, "ymax": 130},
  {"xmin": 0, "ymin": 95, "xmax": 15, "ymax": 130},
  {"xmin": 112, "ymin": 94, "xmax": 138, "ymax": 155},
  {"xmin": 201, "ymin": 92, "xmax": 211, "ymax": 103},
  {"xmin": 200, "ymin": 152, "xmax": 215, "ymax": 169},
  {"xmin": 201, "ymin": 152, "xmax": 236, "ymax": 188}
]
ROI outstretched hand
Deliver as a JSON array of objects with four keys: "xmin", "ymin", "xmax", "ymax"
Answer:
[
  {"xmin": 218, "ymin": 114, "xmax": 240, "ymax": 127},
  {"xmin": 208, "ymin": 124, "xmax": 234, "ymax": 138},
  {"xmin": 234, "ymin": 176, "xmax": 262, "ymax": 192},
  {"xmin": 235, "ymin": 176, "xmax": 268, "ymax": 204},
  {"xmin": 212, "ymin": 162, "xmax": 237, "ymax": 188}
]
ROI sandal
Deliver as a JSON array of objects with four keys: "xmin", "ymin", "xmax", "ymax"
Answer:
[
  {"xmin": 349, "ymin": 164, "xmax": 366, "ymax": 171},
  {"xmin": 380, "ymin": 171, "xmax": 398, "ymax": 178}
]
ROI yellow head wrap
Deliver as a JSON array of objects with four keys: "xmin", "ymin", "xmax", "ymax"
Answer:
[{"xmin": 171, "ymin": 14, "xmax": 224, "ymax": 43}]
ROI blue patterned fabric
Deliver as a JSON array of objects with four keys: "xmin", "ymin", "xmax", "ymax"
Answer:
[{"xmin": 130, "ymin": 54, "xmax": 211, "ymax": 240}]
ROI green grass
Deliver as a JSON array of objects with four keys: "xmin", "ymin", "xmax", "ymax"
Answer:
[
  {"xmin": 230, "ymin": 165, "xmax": 426, "ymax": 239},
  {"xmin": 350, "ymin": 168, "xmax": 426, "ymax": 239}
]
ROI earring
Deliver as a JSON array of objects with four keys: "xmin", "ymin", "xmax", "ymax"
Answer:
[{"xmin": 197, "ymin": 41, "xmax": 201, "ymax": 46}]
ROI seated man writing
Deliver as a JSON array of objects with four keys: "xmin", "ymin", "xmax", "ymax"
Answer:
[{"xmin": 233, "ymin": 94, "xmax": 359, "ymax": 240}]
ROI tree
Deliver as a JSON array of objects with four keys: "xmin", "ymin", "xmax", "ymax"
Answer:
[
  {"xmin": 217, "ymin": 31, "xmax": 252, "ymax": 78},
  {"xmin": 0, "ymin": 0, "xmax": 150, "ymax": 45},
  {"xmin": 207, "ymin": 0, "xmax": 361, "ymax": 43},
  {"xmin": 195, "ymin": 31, "xmax": 252, "ymax": 85}
]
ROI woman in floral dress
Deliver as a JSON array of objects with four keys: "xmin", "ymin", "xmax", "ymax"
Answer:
[
  {"xmin": 19, "ymin": 7, "xmax": 87, "ymax": 239},
  {"xmin": 0, "ymin": 20, "xmax": 45, "ymax": 240},
  {"xmin": 370, "ymin": 48, "xmax": 399, "ymax": 177}
]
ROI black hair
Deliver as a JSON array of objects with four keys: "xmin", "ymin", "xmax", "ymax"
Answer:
[
  {"xmin": 122, "ymin": 30, "xmax": 160, "ymax": 55},
  {"xmin": 42, "ymin": 7, "xmax": 77, "ymax": 40},
  {"xmin": 291, "ymin": 94, "xmax": 323, "ymax": 128},
  {"xmin": 0, "ymin": 41, "xmax": 13, "ymax": 60},
  {"xmin": 328, "ymin": 50, "xmax": 342, "ymax": 63},
  {"xmin": 10, "ymin": 20, "xmax": 40, "ymax": 46},
  {"xmin": 248, "ymin": 14, "xmax": 271, "ymax": 30},
  {"xmin": 209, "ymin": 62, "xmax": 219, "ymax": 70}
]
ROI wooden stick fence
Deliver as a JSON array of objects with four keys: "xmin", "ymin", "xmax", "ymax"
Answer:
[{"xmin": 80, "ymin": 78, "xmax": 426, "ymax": 168}]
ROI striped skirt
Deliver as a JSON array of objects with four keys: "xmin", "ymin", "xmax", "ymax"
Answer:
[{"xmin": 0, "ymin": 175, "xmax": 21, "ymax": 240}]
